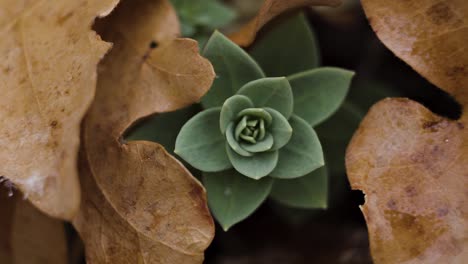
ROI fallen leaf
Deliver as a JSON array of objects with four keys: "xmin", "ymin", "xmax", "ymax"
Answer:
[
  {"xmin": 229, "ymin": 0, "xmax": 342, "ymax": 47},
  {"xmin": 347, "ymin": 1, "xmax": 468, "ymax": 262},
  {"xmin": 74, "ymin": 154, "xmax": 212, "ymax": 263},
  {"xmin": 347, "ymin": 98, "xmax": 467, "ymax": 263},
  {"xmin": 72, "ymin": 0, "xmax": 215, "ymax": 262},
  {"xmin": 361, "ymin": 0, "xmax": 468, "ymax": 103},
  {"xmin": 0, "ymin": 0, "xmax": 119, "ymax": 219},
  {"xmin": 0, "ymin": 192, "xmax": 67, "ymax": 264}
]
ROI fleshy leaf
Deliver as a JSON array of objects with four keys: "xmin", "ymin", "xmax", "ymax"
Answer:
[
  {"xmin": 220, "ymin": 95, "xmax": 254, "ymax": 134},
  {"xmin": 226, "ymin": 144, "xmax": 279, "ymax": 179},
  {"xmin": 240, "ymin": 133, "xmax": 274, "ymax": 153},
  {"xmin": 237, "ymin": 108, "xmax": 272, "ymax": 125},
  {"xmin": 288, "ymin": 67, "xmax": 354, "ymax": 126},
  {"xmin": 175, "ymin": 108, "xmax": 232, "ymax": 171},
  {"xmin": 229, "ymin": 0, "xmax": 342, "ymax": 47},
  {"xmin": 0, "ymin": 0, "xmax": 119, "ymax": 219},
  {"xmin": 249, "ymin": 12, "xmax": 320, "ymax": 76},
  {"xmin": 237, "ymin": 77, "xmax": 294, "ymax": 118},
  {"xmin": 171, "ymin": 0, "xmax": 236, "ymax": 32},
  {"xmin": 270, "ymin": 166, "xmax": 327, "ymax": 208},
  {"xmin": 270, "ymin": 115, "xmax": 324, "ymax": 179},
  {"xmin": 265, "ymin": 108, "xmax": 293, "ymax": 151},
  {"xmin": 226, "ymin": 122, "xmax": 253, "ymax": 157},
  {"xmin": 203, "ymin": 170, "xmax": 273, "ymax": 231},
  {"xmin": 201, "ymin": 31, "xmax": 265, "ymax": 108},
  {"xmin": 235, "ymin": 116, "xmax": 248, "ymax": 140}
]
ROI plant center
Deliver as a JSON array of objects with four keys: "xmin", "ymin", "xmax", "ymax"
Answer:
[{"xmin": 235, "ymin": 108, "xmax": 272, "ymax": 144}]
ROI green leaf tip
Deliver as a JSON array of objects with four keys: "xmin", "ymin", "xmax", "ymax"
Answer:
[
  {"xmin": 226, "ymin": 145, "xmax": 279, "ymax": 179},
  {"xmin": 201, "ymin": 31, "xmax": 265, "ymax": 108},
  {"xmin": 237, "ymin": 108, "xmax": 273, "ymax": 126},
  {"xmin": 203, "ymin": 170, "xmax": 273, "ymax": 231},
  {"xmin": 226, "ymin": 122, "xmax": 253, "ymax": 157},
  {"xmin": 270, "ymin": 166, "xmax": 328, "ymax": 209},
  {"xmin": 270, "ymin": 115, "xmax": 324, "ymax": 179},
  {"xmin": 237, "ymin": 77, "xmax": 294, "ymax": 119},
  {"xmin": 220, "ymin": 95, "xmax": 254, "ymax": 134},
  {"xmin": 264, "ymin": 108, "xmax": 293, "ymax": 151},
  {"xmin": 288, "ymin": 67, "xmax": 355, "ymax": 127},
  {"xmin": 249, "ymin": 12, "xmax": 321, "ymax": 76},
  {"xmin": 174, "ymin": 108, "xmax": 232, "ymax": 172}
]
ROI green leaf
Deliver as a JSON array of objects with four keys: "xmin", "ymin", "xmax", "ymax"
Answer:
[
  {"xmin": 170, "ymin": 0, "xmax": 236, "ymax": 30},
  {"xmin": 288, "ymin": 67, "xmax": 354, "ymax": 127},
  {"xmin": 270, "ymin": 166, "xmax": 328, "ymax": 209},
  {"xmin": 175, "ymin": 108, "xmax": 231, "ymax": 171},
  {"xmin": 226, "ymin": 122, "xmax": 253, "ymax": 157},
  {"xmin": 249, "ymin": 12, "xmax": 320, "ymax": 77},
  {"xmin": 264, "ymin": 108, "xmax": 292, "ymax": 151},
  {"xmin": 196, "ymin": 0, "xmax": 236, "ymax": 29},
  {"xmin": 234, "ymin": 116, "xmax": 248, "ymax": 140},
  {"xmin": 193, "ymin": 34, "xmax": 209, "ymax": 49},
  {"xmin": 237, "ymin": 77, "xmax": 294, "ymax": 118},
  {"xmin": 220, "ymin": 95, "xmax": 253, "ymax": 134},
  {"xmin": 203, "ymin": 170, "xmax": 273, "ymax": 231},
  {"xmin": 237, "ymin": 108, "xmax": 272, "ymax": 126},
  {"xmin": 270, "ymin": 115, "xmax": 324, "ymax": 179},
  {"xmin": 202, "ymin": 31, "xmax": 265, "ymax": 108},
  {"xmin": 226, "ymin": 144, "xmax": 278, "ymax": 179},
  {"xmin": 240, "ymin": 133, "xmax": 274, "ymax": 152},
  {"xmin": 180, "ymin": 20, "xmax": 196, "ymax": 36}
]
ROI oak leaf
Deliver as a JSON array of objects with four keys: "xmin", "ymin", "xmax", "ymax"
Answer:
[
  {"xmin": 346, "ymin": 0, "xmax": 468, "ymax": 263},
  {"xmin": 72, "ymin": 0, "xmax": 215, "ymax": 262},
  {"xmin": 229, "ymin": 0, "xmax": 342, "ymax": 47},
  {"xmin": 0, "ymin": 0, "xmax": 119, "ymax": 219},
  {"xmin": 0, "ymin": 192, "xmax": 67, "ymax": 264}
]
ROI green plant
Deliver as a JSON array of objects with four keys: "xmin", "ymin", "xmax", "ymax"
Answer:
[
  {"xmin": 173, "ymin": 13, "xmax": 354, "ymax": 230},
  {"xmin": 170, "ymin": 0, "xmax": 236, "ymax": 46}
]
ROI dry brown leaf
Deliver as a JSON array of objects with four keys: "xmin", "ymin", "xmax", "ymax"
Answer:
[
  {"xmin": 0, "ymin": 0, "xmax": 119, "ymax": 219},
  {"xmin": 361, "ymin": 0, "xmax": 468, "ymax": 104},
  {"xmin": 0, "ymin": 192, "xmax": 67, "ymax": 264},
  {"xmin": 347, "ymin": 1, "xmax": 468, "ymax": 263},
  {"xmin": 347, "ymin": 99, "xmax": 467, "ymax": 263},
  {"xmin": 72, "ymin": 0, "xmax": 215, "ymax": 262},
  {"xmin": 229, "ymin": 0, "xmax": 342, "ymax": 47}
]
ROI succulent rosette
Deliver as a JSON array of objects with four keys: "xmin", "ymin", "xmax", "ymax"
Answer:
[
  {"xmin": 176, "ymin": 76, "xmax": 324, "ymax": 180},
  {"xmin": 174, "ymin": 13, "xmax": 354, "ymax": 230}
]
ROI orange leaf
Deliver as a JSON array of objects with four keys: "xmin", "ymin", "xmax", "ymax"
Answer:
[
  {"xmin": 0, "ymin": 0, "xmax": 119, "ymax": 219},
  {"xmin": 347, "ymin": 1, "xmax": 468, "ymax": 262},
  {"xmin": 72, "ymin": 0, "xmax": 215, "ymax": 262},
  {"xmin": 0, "ymin": 193, "xmax": 67, "ymax": 264},
  {"xmin": 229, "ymin": 0, "xmax": 342, "ymax": 47}
]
